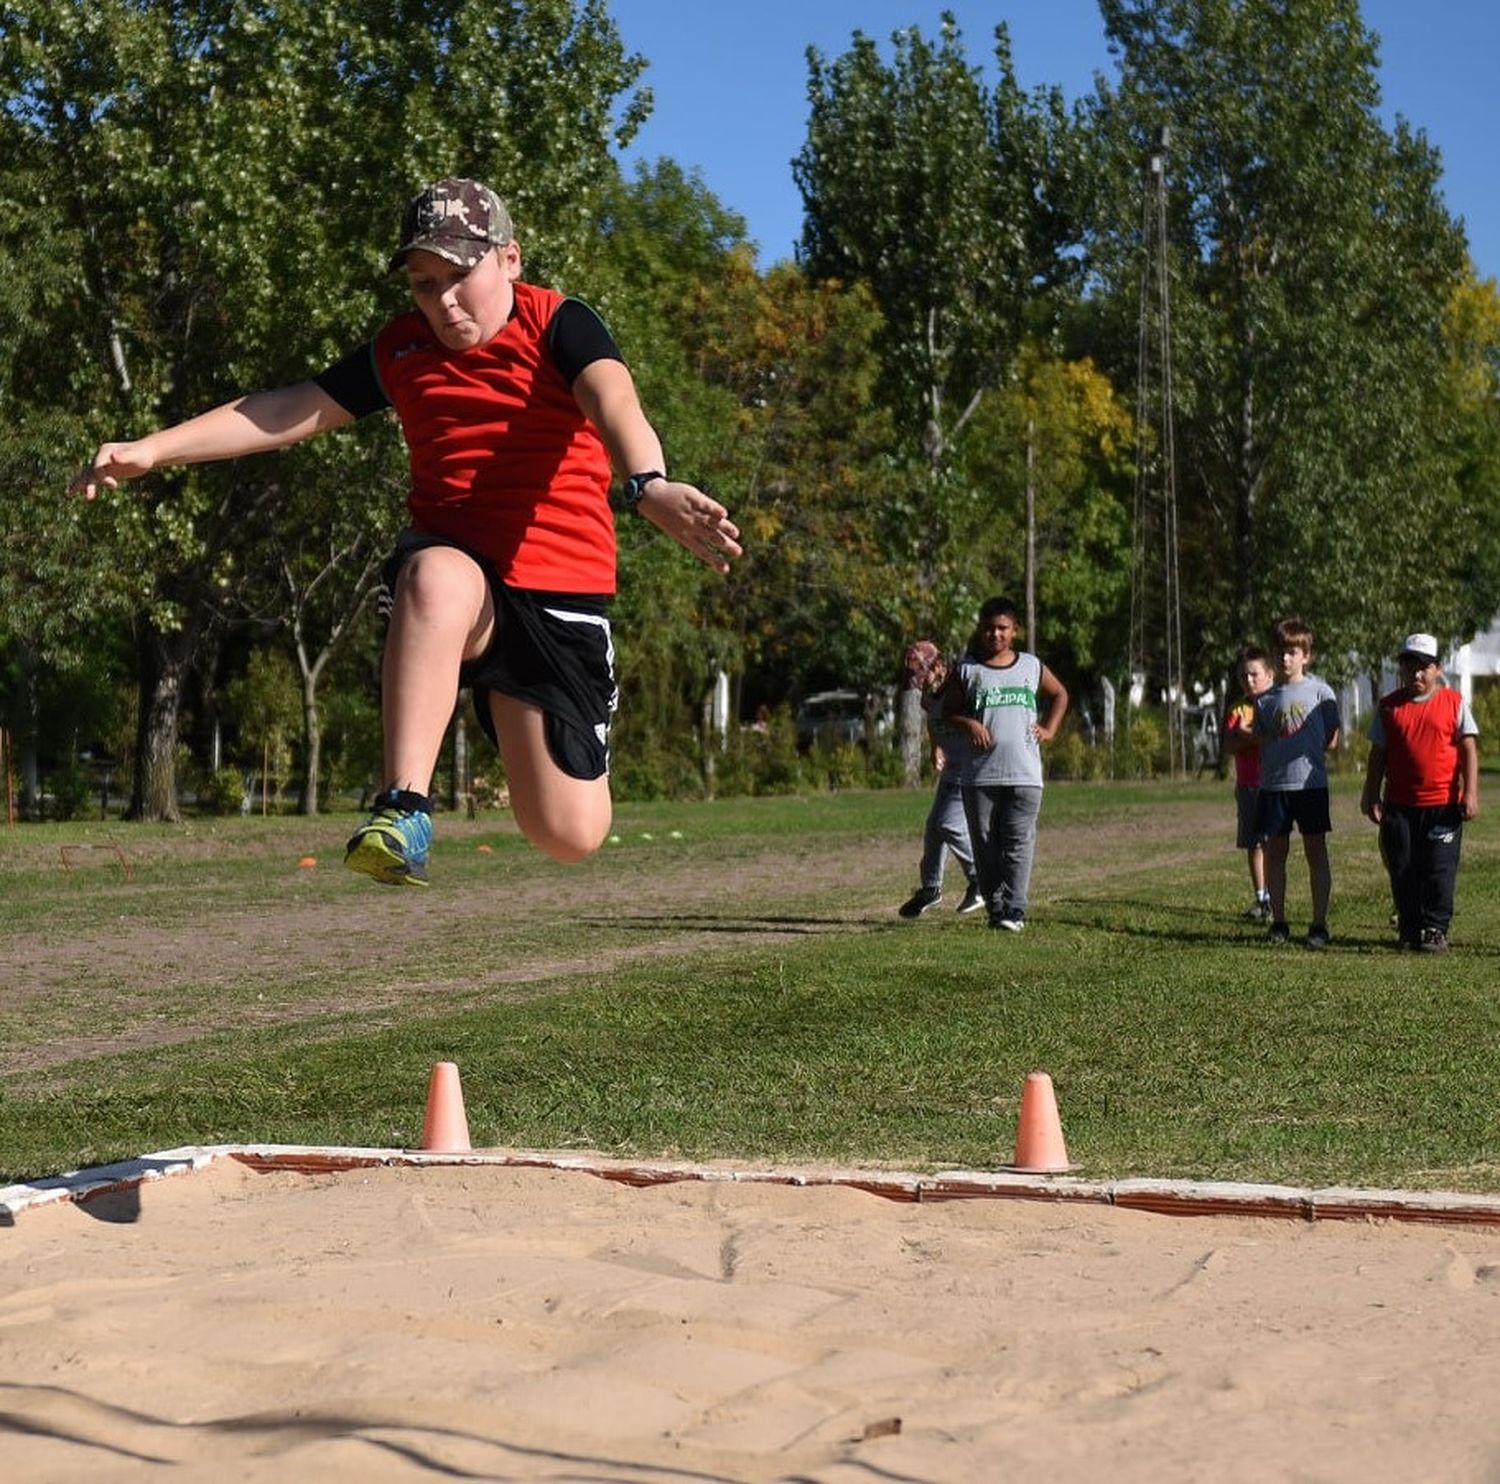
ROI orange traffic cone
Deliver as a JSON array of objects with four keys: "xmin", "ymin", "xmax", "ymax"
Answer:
[
  {"xmin": 1008, "ymin": 1071, "xmax": 1071, "ymax": 1172},
  {"xmin": 419, "ymin": 1061, "xmax": 472, "ymax": 1153}
]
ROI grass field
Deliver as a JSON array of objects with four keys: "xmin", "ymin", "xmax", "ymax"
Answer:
[{"xmin": 3, "ymin": 779, "xmax": 1498, "ymax": 1190}]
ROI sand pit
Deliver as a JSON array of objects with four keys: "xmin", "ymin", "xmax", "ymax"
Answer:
[{"xmin": 5, "ymin": 1155, "xmax": 1500, "ymax": 1481}]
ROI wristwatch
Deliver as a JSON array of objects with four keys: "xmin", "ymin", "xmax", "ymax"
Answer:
[{"xmin": 622, "ymin": 470, "xmax": 666, "ymax": 513}]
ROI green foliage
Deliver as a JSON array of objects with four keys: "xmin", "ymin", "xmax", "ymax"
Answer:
[
  {"xmin": 1121, "ymin": 709, "xmax": 1167, "ymax": 780},
  {"xmin": 197, "ymin": 767, "xmax": 250, "ymax": 817},
  {"xmin": 958, "ymin": 344, "xmax": 1136, "ymax": 675},
  {"xmin": 794, "ymin": 14, "xmax": 1086, "ymax": 633},
  {"xmin": 1472, "ymin": 679, "xmax": 1500, "ymax": 760},
  {"xmin": 43, "ymin": 755, "xmax": 97, "ymax": 822},
  {"xmin": 1087, "ymin": 0, "xmax": 1477, "ymax": 682},
  {"xmin": 316, "ymin": 687, "xmax": 383, "ymax": 802}
]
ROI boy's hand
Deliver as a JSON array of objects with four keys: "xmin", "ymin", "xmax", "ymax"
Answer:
[
  {"xmin": 1360, "ymin": 794, "xmax": 1383, "ymax": 824},
  {"xmin": 69, "ymin": 440, "xmax": 156, "ymax": 501},
  {"xmin": 637, "ymin": 481, "xmax": 742, "ymax": 574}
]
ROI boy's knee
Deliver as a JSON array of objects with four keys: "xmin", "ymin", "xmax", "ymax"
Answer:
[
  {"xmin": 396, "ymin": 548, "xmax": 484, "ymax": 621},
  {"xmin": 527, "ymin": 816, "xmax": 609, "ymax": 864},
  {"xmin": 514, "ymin": 795, "xmax": 611, "ymax": 864}
]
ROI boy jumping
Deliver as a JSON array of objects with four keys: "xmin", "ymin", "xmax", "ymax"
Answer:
[{"xmin": 72, "ymin": 178, "xmax": 742, "ymax": 886}]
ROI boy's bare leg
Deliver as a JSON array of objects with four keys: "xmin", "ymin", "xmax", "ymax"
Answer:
[
  {"xmin": 381, "ymin": 547, "xmax": 494, "ymax": 793},
  {"xmin": 488, "ymin": 693, "xmax": 612, "ymax": 863},
  {"xmin": 1263, "ymin": 834, "xmax": 1291, "ymax": 921},
  {"xmin": 1247, "ymin": 843, "xmax": 1265, "ymax": 896},
  {"xmin": 1303, "ymin": 832, "xmax": 1332, "ymax": 925}
]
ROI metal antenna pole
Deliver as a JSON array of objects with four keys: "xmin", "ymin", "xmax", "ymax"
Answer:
[{"xmin": 1131, "ymin": 126, "xmax": 1186, "ymax": 776}]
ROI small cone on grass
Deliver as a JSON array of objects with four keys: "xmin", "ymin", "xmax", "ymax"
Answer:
[
  {"xmin": 420, "ymin": 1061, "xmax": 471, "ymax": 1152},
  {"xmin": 1009, "ymin": 1071, "xmax": 1070, "ymax": 1172}
]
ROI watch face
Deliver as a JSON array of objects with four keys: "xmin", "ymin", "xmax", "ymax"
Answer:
[{"xmin": 625, "ymin": 473, "xmax": 662, "ymax": 507}]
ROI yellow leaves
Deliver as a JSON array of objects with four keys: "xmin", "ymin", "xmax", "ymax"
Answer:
[{"xmin": 1443, "ymin": 264, "xmax": 1500, "ymax": 406}]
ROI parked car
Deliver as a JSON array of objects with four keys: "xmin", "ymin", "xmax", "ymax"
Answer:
[{"xmin": 795, "ymin": 690, "xmax": 893, "ymax": 748}]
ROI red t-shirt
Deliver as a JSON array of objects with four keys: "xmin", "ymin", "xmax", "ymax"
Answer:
[
  {"xmin": 374, "ymin": 282, "xmax": 615, "ymax": 593},
  {"xmin": 1376, "ymin": 687, "xmax": 1467, "ymax": 807},
  {"xmin": 1224, "ymin": 699, "xmax": 1260, "ymax": 787}
]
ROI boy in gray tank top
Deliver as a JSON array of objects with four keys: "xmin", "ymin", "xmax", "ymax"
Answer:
[{"xmin": 945, "ymin": 597, "xmax": 1070, "ymax": 931}]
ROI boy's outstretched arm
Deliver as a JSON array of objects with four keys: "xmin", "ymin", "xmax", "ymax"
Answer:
[
  {"xmin": 69, "ymin": 382, "xmax": 354, "ymax": 500},
  {"xmin": 571, "ymin": 358, "xmax": 741, "ymax": 574}
]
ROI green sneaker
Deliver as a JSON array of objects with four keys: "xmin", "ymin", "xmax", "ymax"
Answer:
[{"xmin": 345, "ymin": 798, "xmax": 432, "ymax": 887}]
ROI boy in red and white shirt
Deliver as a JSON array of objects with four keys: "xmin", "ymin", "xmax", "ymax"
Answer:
[{"xmin": 1360, "ymin": 633, "xmax": 1480, "ymax": 952}]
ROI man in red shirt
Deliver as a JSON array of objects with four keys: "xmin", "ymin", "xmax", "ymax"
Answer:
[
  {"xmin": 1360, "ymin": 632, "xmax": 1480, "ymax": 951},
  {"xmin": 72, "ymin": 178, "xmax": 742, "ymax": 886}
]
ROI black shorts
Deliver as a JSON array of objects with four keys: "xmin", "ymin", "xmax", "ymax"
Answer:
[
  {"xmin": 1234, "ymin": 785, "xmax": 1263, "ymax": 849},
  {"xmin": 381, "ymin": 531, "xmax": 616, "ymax": 781},
  {"xmin": 1255, "ymin": 786, "xmax": 1332, "ymax": 838}
]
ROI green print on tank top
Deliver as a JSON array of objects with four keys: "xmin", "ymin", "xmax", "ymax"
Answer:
[{"xmin": 975, "ymin": 684, "xmax": 1036, "ymax": 711}]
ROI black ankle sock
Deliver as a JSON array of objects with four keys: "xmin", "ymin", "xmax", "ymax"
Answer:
[{"xmin": 378, "ymin": 786, "xmax": 431, "ymax": 815}]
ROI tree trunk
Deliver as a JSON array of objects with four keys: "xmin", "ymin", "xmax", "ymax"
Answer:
[
  {"xmin": 299, "ymin": 674, "xmax": 322, "ymax": 816},
  {"xmin": 16, "ymin": 647, "xmax": 41, "ymax": 820},
  {"xmin": 898, "ymin": 685, "xmax": 924, "ymax": 787},
  {"xmin": 131, "ymin": 626, "xmax": 189, "ymax": 822}
]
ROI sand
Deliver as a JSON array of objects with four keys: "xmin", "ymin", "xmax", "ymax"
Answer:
[{"xmin": 4, "ymin": 1156, "xmax": 1500, "ymax": 1481}]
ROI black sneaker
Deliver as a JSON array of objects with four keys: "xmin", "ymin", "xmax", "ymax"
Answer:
[
  {"xmin": 898, "ymin": 886, "xmax": 943, "ymax": 919},
  {"xmin": 1266, "ymin": 921, "xmax": 1291, "ymax": 945},
  {"xmin": 1305, "ymin": 923, "xmax": 1331, "ymax": 950},
  {"xmin": 1419, "ymin": 927, "xmax": 1449, "ymax": 953},
  {"xmin": 955, "ymin": 883, "xmax": 986, "ymax": 915},
  {"xmin": 990, "ymin": 911, "xmax": 1026, "ymax": 933}
]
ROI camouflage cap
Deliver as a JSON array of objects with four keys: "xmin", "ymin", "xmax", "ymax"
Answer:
[{"xmin": 388, "ymin": 178, "xmax": 514, "ymax": 273}]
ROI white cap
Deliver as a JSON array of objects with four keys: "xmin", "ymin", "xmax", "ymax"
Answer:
[{"xmin": 1398, "ymin": 632, "xmax": 1439, "ymax": 662}]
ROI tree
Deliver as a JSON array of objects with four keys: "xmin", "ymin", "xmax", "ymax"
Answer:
[
  {"xmin": 1085, "ymin": 0, "xmax": 1475, "ymax": 679},
  {"xmin": 957, "ymin": 345, "xmax": 1135, "ymax": 684},
  {"xmin": 794, "ymin": 13, "xmax": 1085, "ymax": 626}
]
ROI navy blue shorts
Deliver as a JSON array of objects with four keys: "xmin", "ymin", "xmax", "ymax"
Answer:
[
  {"xmin": 1234, "ymin": 785, "xmax": 1263, "ymax": 849},
  {"xmin": 381, "ymin": 531, "xmax": 616, "ymax": 781},
  {"xmin": 1255, "ymin": 787, "xmax": 1332, "ymax": 838}
]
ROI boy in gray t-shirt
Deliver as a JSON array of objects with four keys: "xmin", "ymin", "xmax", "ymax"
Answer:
[
  {"xmin": 1241, "ymin": 617, "xmax": 1341, "ymax": 948},
  {"xmin": 944, "ymin": 596, "xmax": 1069, "ymax": 932}
]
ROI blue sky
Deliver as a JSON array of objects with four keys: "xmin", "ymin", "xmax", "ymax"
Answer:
[{"xmin": 613, "ymin": 0, "xmax": 1499, "ymax": 282}]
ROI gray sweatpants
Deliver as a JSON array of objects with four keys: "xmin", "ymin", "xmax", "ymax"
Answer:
[
  {"xmin": 963, "ymin": 784, "xmax": 1044, "ymax": 919},
  {"xmin": 919, "ymin": 777, "xmax": 976, "ymax": 891}
]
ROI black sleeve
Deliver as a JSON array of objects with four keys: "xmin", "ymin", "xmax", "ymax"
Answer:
[
  {"xmin": 312, "ymin": 343, "xmax": 390, "ymax": 418},
  {"xmin": 546, "ymin": 298, "xmax": 625, "ymax": 385}
]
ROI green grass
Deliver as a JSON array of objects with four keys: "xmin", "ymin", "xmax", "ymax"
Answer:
[{"xmin": 3, "ymin": 780, "xmax": 1499, "ymax": 1191}]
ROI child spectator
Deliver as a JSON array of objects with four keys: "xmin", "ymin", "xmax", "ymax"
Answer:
[
  {"xmin": 945, "ymin": 597, "xmax": 1069, "ymax": 932},
  {"xmin": 1359, "ymin": 633, "xmax": 1480, "ymax": 952},
  {"xmin": 1240, "ymin": 618, "xmax": 1341, "ymax": 947},
  {"xmin": 896, "ymin": 640, "xmax": 983, "ymax": 919},
  {"xmin": 1223, "ymin": 646, "xmax": 1275, "ymax": 919}
]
